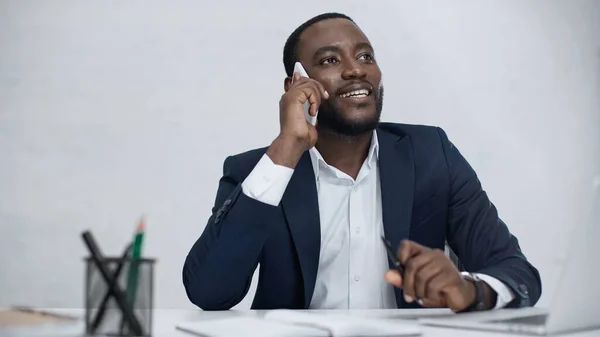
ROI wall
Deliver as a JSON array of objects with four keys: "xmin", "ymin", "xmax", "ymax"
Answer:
[{"xmin": 1, "ymin": 0, "xmax": 599, "ymax": 309}]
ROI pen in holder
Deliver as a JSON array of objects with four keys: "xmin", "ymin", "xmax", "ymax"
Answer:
[{"xmin": 82, "ymin": 231, "xmax": 155, "ymax": 337}]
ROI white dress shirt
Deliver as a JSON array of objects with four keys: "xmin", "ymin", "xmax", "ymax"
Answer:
[{"xmin": 240, "ymin": 131, "xmax": 515, "ymax": 309}]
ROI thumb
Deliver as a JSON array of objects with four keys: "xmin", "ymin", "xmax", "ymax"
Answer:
[{"xmin": 384, "ymin": 270, "xmax": 403, "ymax": 287}]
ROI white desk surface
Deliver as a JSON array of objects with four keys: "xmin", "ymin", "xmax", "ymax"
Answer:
[{"xmin": 1, "ymin": 308, "xmax": 598, "ymax": 337}]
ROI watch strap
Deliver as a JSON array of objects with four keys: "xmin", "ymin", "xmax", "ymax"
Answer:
[{"xmin": 458, "ymin": 273, "xmax": 486, "ymax": 312}]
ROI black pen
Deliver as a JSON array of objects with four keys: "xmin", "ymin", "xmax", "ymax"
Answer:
[
  {"xmin": 381, "ymin": 236, "xmax": 404, "ymax": 276},
  {"xmin": 381, "ymin": 236, "xmax": 424, "ymax": 305}
]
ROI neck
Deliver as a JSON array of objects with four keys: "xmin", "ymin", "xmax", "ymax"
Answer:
[{"xmin": 315, "ymin": 129, "xmax": 374, "ymax": 179}]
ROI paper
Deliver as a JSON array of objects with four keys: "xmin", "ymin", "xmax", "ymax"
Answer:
[
  {"xmin": 175, "ymin": 316, "xmax": 329, "ymax": 337},
  {"xmin": 264, "ymin": 310, "xmax": 421, "ymax": 336},
  {"xmin": 317, "ymin": 308, "xmax": 453, "ymax": 320},
  {"xmin": 0, "ymin": 309, "xmax": 76, "ymax": 328}
]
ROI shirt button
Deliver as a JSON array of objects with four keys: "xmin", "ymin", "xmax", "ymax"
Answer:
[
  {"xmin": 354, "ymin": 275, "xmax": 360, "ymax": 282},
  {"xmin": 355, "ymin": 227, "xmax": 361, "ymax": 234}
]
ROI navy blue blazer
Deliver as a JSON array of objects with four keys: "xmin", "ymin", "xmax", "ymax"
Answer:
[{"xmin": 183, "ymin": 123, "xmax": 542, "ymax": 310}]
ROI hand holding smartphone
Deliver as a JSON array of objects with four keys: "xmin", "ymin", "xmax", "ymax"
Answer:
[
  {"xmin": 266, "ymin": 62, "xmax": 325, "ymax": 168},
  {"xmin": 292, "ymin": 62, "xmax": 318, "ymax": 126}
]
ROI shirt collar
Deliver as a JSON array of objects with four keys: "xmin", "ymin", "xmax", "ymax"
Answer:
[{"xmin": 309, "ymin": 130, "xmax": 380, "ymax": 179}]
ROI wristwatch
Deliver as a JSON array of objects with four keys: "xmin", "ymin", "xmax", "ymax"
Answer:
[{"xmin": 459, "ymin": 273, "xmax": 486, "ymax": 312}]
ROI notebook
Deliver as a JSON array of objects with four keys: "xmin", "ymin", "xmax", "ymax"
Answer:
[{"xmin": 176, "ymin": 310, "xmax": 421, "ymax": 337}]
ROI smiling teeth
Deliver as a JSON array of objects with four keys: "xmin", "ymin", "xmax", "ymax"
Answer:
[{"xmin": 340, "ymin": 89, "xmax": 370, "ymax": 98}]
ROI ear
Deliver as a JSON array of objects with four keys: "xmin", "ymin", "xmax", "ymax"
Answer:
[{"xmin": 284, "ymin": 76, "xmax": 293, "ymax": 92}]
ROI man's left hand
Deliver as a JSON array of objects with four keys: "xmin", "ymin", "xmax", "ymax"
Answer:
[{"xmin": 384, "ymin": 240, "xmax": 482, "ymax": 312}]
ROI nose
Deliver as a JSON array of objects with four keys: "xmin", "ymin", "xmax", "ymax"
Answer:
[{"xmin": 341, "ymin": 59, "xmax": 367, "ymax": 80}]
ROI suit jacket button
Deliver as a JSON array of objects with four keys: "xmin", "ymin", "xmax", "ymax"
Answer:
[
  {"xmin": 224, "ymin": 199, "xmax": 232, "ymax": 206},
  {"xmin": 519, "ymin": 284, "xmax": 529, "ymax": 295}
]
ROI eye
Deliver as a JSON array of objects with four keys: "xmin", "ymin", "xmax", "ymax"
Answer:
[
  {"xmin": 320, "ymin": 57, "xmax": 338, "ymax": 65},
  {"xmin": 359, "ymin": 53, "xmax": 375, "ymax": 62}
]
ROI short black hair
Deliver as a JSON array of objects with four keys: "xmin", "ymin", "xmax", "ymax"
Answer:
[{"xmin": 283, "ymin": 12, "xmax": 355, "ymax": 77}]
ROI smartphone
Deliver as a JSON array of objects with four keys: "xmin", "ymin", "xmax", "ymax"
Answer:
[{"xmin": 292, "ymin": 62, "xmax": 317, "ymax": 126}]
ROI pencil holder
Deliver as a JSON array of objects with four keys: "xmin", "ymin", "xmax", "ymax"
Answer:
[{"xmin": 84, "ymin": 256, "xmax": 156, "ymax": 336}]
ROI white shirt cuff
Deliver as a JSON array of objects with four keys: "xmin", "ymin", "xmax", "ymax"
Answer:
[
  {"xmin": 461, "ymin": 272, "xmax": 516, "ymax": 309},
  {"xmin": 240, "ymin": 154, "xmax": 294, "ymax": 206}
]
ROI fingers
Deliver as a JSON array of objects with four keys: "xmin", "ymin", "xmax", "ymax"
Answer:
[
  {"xmin": 291, "ymin": 72, "xmax": 329, "ymax": 98},
  {"xmin": 289, "ymin": 74, "xmax": 329, "ymax": 116},
  {"xmin": 419, "ymin": 267, "xmax": 446, "ymax": 305},
  {"xmin": 312, "ymin": 79, "xmax": 329, "ymax": 99},
  {"xmin": 384, "ymin": 269, "xmax": 402, "ymax": 287},
  {"xmin": 395, "ymin": 241, "xmax": 454, "ymax": 307},
  {"xmin": 294, "ymin": 82, "xmax": 321, "ymax": 116},
  {"xmin": 388, "ymin": 240, "xmax": 466, "ymax": 310},
  {"xmin": 397, "ymin": 240, "xmax": 427, "ymax": 265},
  {"xmin": 426, "ymin": 272, "xmax": 454, "ymax": 307},
  {"xmin": 305, "ymin": 83, "xmax": 321, "ymax": 117},
  {"xmin": 419, "ymin": 297, "xmax": 446, "ymax": 308},
  {"xmin": 411, "ymin": 249, "xmax": 459, "ymax": 308},
  {"xmin": 396, "ymin": 240, "xmax": 428, "ymax": 302},
  {"xmin": 415, "ymin": 262, "xmax": 443, "ymax": 300},
  {"xmin": 402, "ymin": 252, "xmax": 434, "ymax": 301}
]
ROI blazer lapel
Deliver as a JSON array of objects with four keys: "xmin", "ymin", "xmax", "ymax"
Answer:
[
  {"xmin": 280, "ymin": 151, "xmax": 321, "ymax": 308},
  {"xmin": 377, "ymin": 129, "xmax": 415, "ymax": 305}
]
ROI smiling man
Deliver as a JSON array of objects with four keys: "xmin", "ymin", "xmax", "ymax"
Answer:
[{"xmin": 183, "ymin": 13, "xmax": 541, "ymax": 311}]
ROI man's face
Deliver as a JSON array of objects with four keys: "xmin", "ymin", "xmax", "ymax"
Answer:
[{"xmin": 290, "ymin": 18, "xmax": 383, "ymax": 136}]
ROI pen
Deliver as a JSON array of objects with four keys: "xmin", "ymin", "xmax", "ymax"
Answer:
[
  {"xmin": 381, "ymin": 236, "xmax": 423, "ymax": 305},
  {"xmin": 381, "ymin": 236, "xmax": 404, "ymax": 276}
]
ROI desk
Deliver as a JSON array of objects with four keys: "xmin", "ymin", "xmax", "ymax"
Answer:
[{"xmin": 1, "ymin": 308, "xmax": 598, "ymax": 337}]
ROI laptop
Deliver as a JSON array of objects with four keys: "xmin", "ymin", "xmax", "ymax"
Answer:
[{"xmin": 420, "ymin": 183, "xmax": 600, "ymax": 335}]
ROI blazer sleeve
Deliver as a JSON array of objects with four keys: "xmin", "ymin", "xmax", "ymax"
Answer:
[
  {"xmin": 436, "ymin": 127, "xmax": 542, "ymax": 308},
  {"xmin": 182, "ymin": 155, "xmax": 281, "ymax": 310}
]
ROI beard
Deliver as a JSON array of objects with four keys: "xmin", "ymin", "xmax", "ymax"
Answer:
[{"xmin": 316, "ymin": 86, "xmax": 384, "ymax": 138}]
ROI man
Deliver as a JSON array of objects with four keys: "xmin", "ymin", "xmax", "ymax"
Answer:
[{"xmin": 182, "ymin": 12, "xmax": 541, "ymax": 312}]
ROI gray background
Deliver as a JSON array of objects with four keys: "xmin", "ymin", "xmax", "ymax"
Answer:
[{"xmin": 1, "ymin": 0, "xmax": 599, "ymax": 310}]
